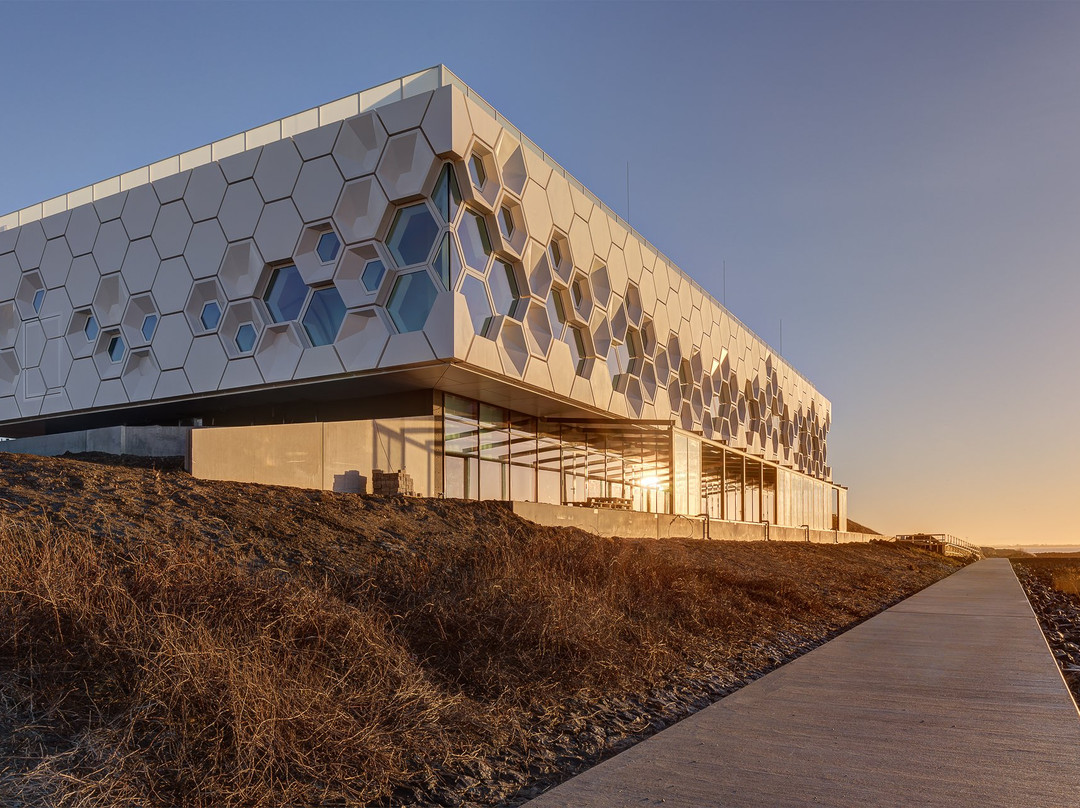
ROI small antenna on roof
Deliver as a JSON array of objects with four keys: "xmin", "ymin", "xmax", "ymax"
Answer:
[
  {"xmin": 626, "ymin": 161, "xmax": 631, "ymax": 224},
  {"xmin": 723, "ymin": 260, "xmax": 727, "ymax": 307}
]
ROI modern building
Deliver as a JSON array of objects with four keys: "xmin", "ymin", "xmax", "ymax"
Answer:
[{"xmin": 0, "ymin": 66, "xmax": 847, "ymax": 534}]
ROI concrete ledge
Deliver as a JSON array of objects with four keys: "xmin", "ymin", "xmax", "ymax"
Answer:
[
  {"xmin": 510, "ymin": 501, "xmax": 874, "ymax": 543},
  {"xmin": 0, "ymin": 426, "xmax": 191, "ymax": 460}
]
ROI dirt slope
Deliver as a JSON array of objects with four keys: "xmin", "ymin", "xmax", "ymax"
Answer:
[{"xmin": 0, "ymin": 452, "xmax": 964, "ymax": 807}]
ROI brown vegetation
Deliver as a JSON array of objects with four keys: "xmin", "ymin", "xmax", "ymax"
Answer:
[{"xmin": 0, "ymin": 452, "xmax": 964, "ymax": 807}]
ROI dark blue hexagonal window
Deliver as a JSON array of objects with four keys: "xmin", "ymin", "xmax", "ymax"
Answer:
[
  {"xmin": 200, "ymin": 301, "xmax": 221, "ymax": 331},
  {"xmin": 32, "ymin": 289, "xmax": 45, "ymax": 313},
  {"xmin": 361, "ymin": 259, "xmax": 386, "ymax": 293},
  {"xmin": 316, "ymin": 231, "xmax": 340, "ymax": 264},
  {"xmin": 387, "ymin": 270, "xmax": 437, "ymax": 333},
  {"xmin": 108, "ymin": 334, "xmax": 125, "ymax": 363},
  {"xmin": 386, "ymin": 204, "xmax": 439, "ymax": 267},
  {"xmin": 263, "ymin": 264, "xmax": 308, "ymax": 323},
  {"xmin": 84, "ymin": 314, "xmax": 99, "ymax": 342},
  {"xmin": 302, "ymin": 286, "xmax": 346, "ymax": 347},
  {"xmin": 141, "ymin": 314, "xmax": 158, "ymax": 341},
  {"xmin": 235, "ymin": 322, "xmax": 257, "ymax": 353}
]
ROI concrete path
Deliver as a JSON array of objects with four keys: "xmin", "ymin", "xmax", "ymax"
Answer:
[{"xmin": 525, "ymin": 559, "xmax": 1080, "ymax": 808}]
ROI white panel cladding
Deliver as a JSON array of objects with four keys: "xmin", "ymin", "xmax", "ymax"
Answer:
[{"xmin": 0, "ymin": 79, "xmax": 832, "ymax": 481}]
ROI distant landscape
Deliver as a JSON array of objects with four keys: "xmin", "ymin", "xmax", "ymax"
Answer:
[{"xmin": 0, "ymin": 453, "xmax": 964, "ymax": 808}]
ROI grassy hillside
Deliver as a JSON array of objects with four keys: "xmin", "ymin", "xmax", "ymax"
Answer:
[{"xmin": 0, "ymin": 453, "xmax": 964, "ymax": 807}]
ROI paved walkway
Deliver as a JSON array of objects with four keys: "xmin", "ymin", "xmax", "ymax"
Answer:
[{"xmin": 526, "ymin": 559, "xmax": 1080, "ymax": 807}]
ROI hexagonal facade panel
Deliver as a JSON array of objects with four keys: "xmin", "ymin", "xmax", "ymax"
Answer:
[{"xmin": 376, "ymin": 130, "xmax": 435, "ymax": 202}]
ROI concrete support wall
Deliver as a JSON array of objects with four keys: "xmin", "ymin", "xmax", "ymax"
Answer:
[
  {"xmin": 0, "ymin": 426, "xmax": 191, "ymax": 459},
  {"xmin": 511, "ymin": 501, "xmax": 876, "ymax": 544},
  {"xmin": 190, "ymin": 417, "xmax": 437, "ymax": 495}
]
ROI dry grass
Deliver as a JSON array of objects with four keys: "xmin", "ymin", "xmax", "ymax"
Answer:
[
  {"xmin": 1050, "ymin": 565, "xmax": 1080, "ymax": 597},
  {"xmin": 0, "ymin": 453, "xmax": 964, "ymax": 807},
  {"xmin": 0, "ymin": 517, "xmax": 485, "ymax": 807}
]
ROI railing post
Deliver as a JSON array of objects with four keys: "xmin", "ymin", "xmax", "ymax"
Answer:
[{"xmin": 799, "ymin": 524, "xmax": 810, "ymax": 542}]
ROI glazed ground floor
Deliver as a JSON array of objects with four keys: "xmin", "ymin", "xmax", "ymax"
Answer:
[{"xmin": 187, "ymin": 390, "xmax": 846, "ymax": 532}]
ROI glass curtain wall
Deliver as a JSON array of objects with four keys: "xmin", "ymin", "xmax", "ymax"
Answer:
[
  {"xmin": 442, "ymin": 392, "xmax": 833, "ymax": 526},
  {"xmin": 441, "ymin": 393, "xmax": 672, "ymax": 511}
]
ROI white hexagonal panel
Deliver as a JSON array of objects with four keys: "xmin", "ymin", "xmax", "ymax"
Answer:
[
  {"xmin": 151, "ymin": 312, "xmax": 194, "ymax": 370},
  {"xmin": 252, "ymin": 199, "xmax": 301, "ymax": 263},
  {"xmin": 184, "ymin": 335, "xmax": 228, "ymax": 392},
  {"xmin": 254, "ymin": 138, "xmax": 303, "ymax": 202},
  {"xmin": 120, "ymin": 237, "xmax": 160, "ymax": 295},
  {"xmin": 15, "ymin": 221, "xmax": 46, "ymax": 270},
  {"xmin": 184, "ymin": 163, "xmax": 227, "ymax": 222},
  {"xmin": 254, "ymin": 321, "xmax": 304, "ymax": 382},
  {"xmin": 184, "ymin": 219, "xmax": 228, "ymax": 279},
  {"xmin": 293, "ymin": 156, "xmax": 345, "ymax": 223},
  {"xmin": 334, "ymin": 309, "xmax": 389, "ymax": 371},
  {"xmin": 218, "ymin": 179, "xmax": 264, "ymax": 241},
  {"xmin": 39, "ymin": 238, "xmax": 73, "ymax": 289},
  {"xmin": 376, "ymin": 130, "xmax": 435, "ymax": 202},
  {"xmin": 64, "ymin": 205, "xmax": 100, "ymax": 257},
  {"xmin": 218, "ymin": 240, "xmax": 265, "ymax": 301},
  {"xmin": 332, "ymin": 112, "xmax": 387, "ymax": 179},
  {"xmin": 151, "ymin": 200, "xmax": 193, "ymax": 259},
  {"xmin": 121, "ymin": 184, "xmax": 159, "ymax": 241},
  {"xmin": 122, "ymin": 348, "xmax": 160, "ymax": 401},
  {"xmin": 152, "ymin": 257, "xmax": 194, "ymax": 314},
  {"xmin": 92, "ymin": 219, "xmax": 129, "ymax": 275},
  {"xmin": 333, "ymin": 176, "xmax": 388, "ymax": 244}
]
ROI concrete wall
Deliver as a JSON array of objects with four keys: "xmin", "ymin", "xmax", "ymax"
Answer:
[
  {"xmin": 511, "ymin": 501, "xmax": 876, "ymax": 544},
  {"xmin": 0, "ymin": 425, "xmax": 190, "ymax": 458},
  {"xmin": 190, "ymin": 416, "xmax": 436, "ymax": 495}
]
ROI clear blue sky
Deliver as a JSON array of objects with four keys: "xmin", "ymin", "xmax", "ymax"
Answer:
[{"xmin": 3, "ymin": 1, "xmax": 1078, "ymax": 546}]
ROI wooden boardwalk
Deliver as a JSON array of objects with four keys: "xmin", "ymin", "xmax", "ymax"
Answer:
[{"xmin": 525, "ymin": 559, "xmax": 1080, "ymax": 807}]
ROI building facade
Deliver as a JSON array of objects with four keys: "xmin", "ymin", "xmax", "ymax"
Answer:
[{"xmin": 0, "ymin": 66, "xmax": 845, "ymax": 531}]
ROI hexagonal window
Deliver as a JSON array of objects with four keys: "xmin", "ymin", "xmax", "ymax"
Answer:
[
  {"xmin": 361, "ymin": 259, "xmax": 386, "ymax": 293},
  {"xmin": 468, "ymin": 154, "xmax": 487, "ymax": 190},
  {"xmin": 568, "ymin": 326, "xmax": 590, "ymax": 376},
  {"xmin": 547, "ymin": 232, "xmax": 572, "ymax": 283},
  {"xmin": 84, "ymin": 315, "xmax": 99, "ymax": 342},
  {"xmin": 386, "ymin": 270, "xmax": 437, "ymax": 333},
  {"xmin": 108, "ymin": 334, "xmax": 126, "ymax": 363},
  {"xmin": 302, "ymin": 286, "xmax": 346, "ymax": 347},
  {"xmin": 316, "ymin": 231, "xmax": 340, "ymax": 264},
  {"xmin": 32, "ymin": 288, "xmax": 45, "ymax": 314},
  {"xmin": 570, "ymin": 273, "xmax": 593, "ymax": 320},
  {"xmin": 200, "ymin": 301, "xmax": 222, "ymax": 331},
  {"xmin": 546, "ymin": 287, "xmax": 570, "ymax": 338},
  {"xmin": 235, "ymin": 322, "xmax": 257, "ymax": 354},
  {"xmin": 141, "ymin": 314, "xmax": 158, "ymax": 341},
  {"xmin": 607, "ymin": 346, "xmax": 623, "ymax": 380},
  {"xmin": 548, "ymin": 239, "xmax": 562, "ymax": 269},
  {"xmin": 489, "ymin": 259, "xmax": 527, "ymax": 320},
  {"xmin": 458, "ymin": 209, "xmax": 492, "ymax": 273},
  {"xmin": 498, "ymin": 206, "xmax": 515, "ymax": 239},
  {"xmin": 387, "ymin": 204, "xmax": 439, "ymax": 268},
  {"xmin": 432, "ymin": 163, "xmax": 461, "ymax": 224},
  {"xmin": 263, "ymin": 264, "xmax": 308, "ymax": 323},
  {"xmin": 462, "ymin": 274, "xmax": 493, "ymax": 337},
  {"xmin": 432, "ymin": 232, "xmax": 459, "ymax": 291}
]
